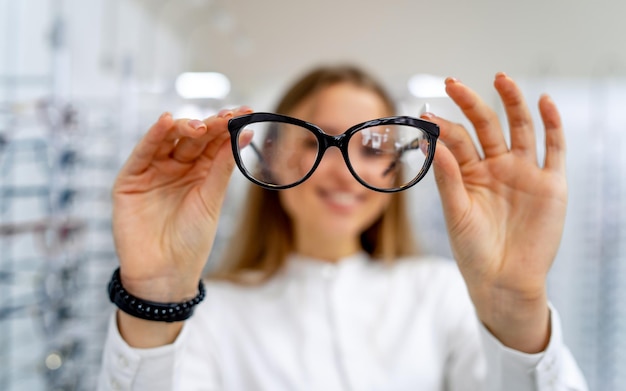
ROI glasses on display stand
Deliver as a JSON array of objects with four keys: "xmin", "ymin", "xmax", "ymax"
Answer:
[{"xmin": 0, "ymin": 95, "xmax": 124, "ymax": 390}]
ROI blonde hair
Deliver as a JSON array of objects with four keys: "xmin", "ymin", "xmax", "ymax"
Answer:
[{"xmin": 210, "ymin": 64, "xmax": 419, "ymax": 284}]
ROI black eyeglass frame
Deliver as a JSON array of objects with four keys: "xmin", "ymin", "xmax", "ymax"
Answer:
[{"xmin": 227, "ymin": 112, "xmax": 440, "ymax": 193}]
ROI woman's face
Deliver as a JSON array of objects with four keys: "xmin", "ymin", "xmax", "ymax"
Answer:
[{"xmin": 278, "ymin": 83, "xmax": 393, "ymax": 257}]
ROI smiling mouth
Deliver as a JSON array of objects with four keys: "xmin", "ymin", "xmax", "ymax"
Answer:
[{"xmin": 319, "ymin": 189, "xmax": 363, "ymax": 208}]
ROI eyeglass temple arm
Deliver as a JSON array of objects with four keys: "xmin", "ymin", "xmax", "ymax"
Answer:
[
  {"xmin": 381, "ymin": 137, "xmax": 423, "ymax": 177},
  {"xmin": 248, "ymin": 142, "xmax": 263, "ymax": 162},
  {"xmin": 245, "ymin": 141, "xmax": 277, "ymax": 182}
]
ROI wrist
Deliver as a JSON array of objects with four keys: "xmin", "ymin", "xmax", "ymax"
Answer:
[
  {"xmin": 109, "ymin": 267, "xmax": 205, "ymax": 323},
  {"xmin": 120, "ymin": 269, "xmax": 201, "ymax": 303},
  {"xmin": 117, "ymin": 311, "xmax": 184, "ymax": 348},
  {"xmin": 470, "ymin": 285, "xmax": 551, "ymax": 353}
]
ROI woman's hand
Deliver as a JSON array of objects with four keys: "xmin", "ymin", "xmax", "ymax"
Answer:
[
  {"xmin": 112, "ymin": 107, "xmax": 253, "ymax": 303},
  {"xmin": 423, "ymin": 73, "xmax": 566, "ymax": 353}
]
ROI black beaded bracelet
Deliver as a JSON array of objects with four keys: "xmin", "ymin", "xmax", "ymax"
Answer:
[{"xmin": 107, "ymin": 267, "xmax": 205, "ymax": 323}]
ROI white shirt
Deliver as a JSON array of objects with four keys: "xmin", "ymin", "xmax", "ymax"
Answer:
[{"xmin": 98, "ymin": 253, "xmax": 588, "ymax": 390}]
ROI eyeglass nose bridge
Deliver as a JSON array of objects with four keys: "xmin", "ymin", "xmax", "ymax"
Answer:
[
  {"xmin": 314, "ymin": 132, "xmax": 353, "ymax": 166},
  {"xmin": 311, "ymin": 133, "xmax": 362, "ymax": 186},
  {"xmin": 316, "ymin": 132, "xmax": 348, "ymax": 154}
]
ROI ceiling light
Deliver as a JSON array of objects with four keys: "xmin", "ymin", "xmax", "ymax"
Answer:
[
  {"xmin": 408, "ymin": 74, "xmax": 447, "ymax": 98},
  {"xmin": 175, "ymin": 72, "xmax": 231, "ymax": 99}
]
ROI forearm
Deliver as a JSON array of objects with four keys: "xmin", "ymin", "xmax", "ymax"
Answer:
[{"xmin": 117, "ymin": 311, "xmax": 184, "ymax": 348}]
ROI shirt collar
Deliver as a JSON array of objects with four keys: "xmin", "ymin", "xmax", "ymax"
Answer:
[{"xmin": 285, "ymin": 251, "xmax": 371, "ymax": 278}]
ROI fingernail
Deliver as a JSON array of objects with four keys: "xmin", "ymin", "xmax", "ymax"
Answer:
[
  {"xmin": 495, "ymin": 72, "xmax": 507, "ymax": 79},
  {"xmin": 419, "ymin": 140, "xmax": 430, "ymax": 155},
  {"xmin": 159, "ymin": 111, "xmax": 172, "ymax": 120},
  {"xmin": 218, "ymin": 109, "xmax": 233, "ymax": 118},
  {"xmin": 445, "ymin": 77, "xmax": 460, "ymax": 85},
  {"xmin": 421, "ymin": 112, "xmax": 436, "ymax": 120},
  {"xmin": 541, "ymin": 93, "xmax": 554, "ymax": 104},
  {"xmin": 188, "ymin": 119, "xmax": 206, "ymax": 130},
  {"xmin": 238, "ymin": 105, "xmax": 253, "ymax": 113}
]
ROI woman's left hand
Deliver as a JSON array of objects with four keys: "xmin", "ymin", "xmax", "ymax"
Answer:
[{"xmin": 423, "ymin": 73, "xmax": 567, "ymax": 353}]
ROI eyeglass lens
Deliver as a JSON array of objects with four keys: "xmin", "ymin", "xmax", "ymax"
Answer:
[{"xmin": 235, "ymin": 121, "xmax": 431, "ymax": 191}]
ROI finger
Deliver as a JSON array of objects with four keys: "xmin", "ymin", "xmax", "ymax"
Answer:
[
  {"xmin": 539, "ymin": 94, "xmax": 566, "ymax": 173},
  {"xmin": 169, "ymin": 106, "xmax": 255, "ymax": 164},
  {"xmin": 198, "ymin": 133, "xmax": 240, "ymax": 213},
  {"xmin": 120, "ymin": 112, "xmax": 178, "ymax": 176},
  {"xmin": 170, "ymin": 112, "xmax": 233, "ymax": 164},
  {"xmin": 151, "ymin": 117, "xmax": 213, "ymax": 161},
  {"xmin": 121, "ymin": 114, "xmax": 210, "ymax": 175},
  {"xmin": 167, "ymin": 119, "xmax": 210, "ymax": 163},
  {"xmin": 445, "ymin": 77, "xmax": 509, "ymax": 158},
  {"xmin": 494, "ymin": 72, "xmax": 537, "ymax": 161},
  {"xmin": 431, "ymin": 141, "xmax": 471, "ymax": 225},
  {"xmin": 422, "ymin": 112, "xmax": 481, "ymax": 168},
  {"xmin": 184, "ymin": 106, "xmax": 254, "ymax": 162}
]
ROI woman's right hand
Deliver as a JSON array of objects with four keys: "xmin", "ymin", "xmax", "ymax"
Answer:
[{"xmin": 112, "ymin": 107, "xmax": 252, "ymax": 304}]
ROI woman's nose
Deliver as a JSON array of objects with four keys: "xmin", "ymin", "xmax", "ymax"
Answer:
[{"xmin": 316, "ymin": 147, "xmax": 354, "ymax": 180}]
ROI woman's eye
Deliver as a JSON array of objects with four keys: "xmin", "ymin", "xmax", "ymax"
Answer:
[
  {"xmin": 361, "ymin": 145, "xmax": 384, "ymax": 157},
  {"xmin": 301, "ymin": 138, "xmax": 318, "ymax": 149}
]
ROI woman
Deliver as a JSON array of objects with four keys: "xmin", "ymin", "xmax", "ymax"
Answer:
[{"xmin": 99, "ymin": 65, "xmax": 588, "ymax": 390}]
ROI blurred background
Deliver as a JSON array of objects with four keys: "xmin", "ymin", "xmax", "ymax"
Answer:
[{"xmin": 1, "ymin": 0, "xmax": 624, "ymax": 389}]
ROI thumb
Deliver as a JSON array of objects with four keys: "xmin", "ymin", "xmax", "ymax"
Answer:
[
  {"xmin": 199, "ymin": 137, "xmax": 238, "ymax": 213},
  {"xmin": 432, "ymin": 141, "xmax": 470, "ymax": 224}
]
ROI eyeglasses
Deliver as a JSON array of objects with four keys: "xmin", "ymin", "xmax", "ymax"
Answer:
[{"xmin": 227, "ymin": 113, "xmax": 439, "ymax": 193}]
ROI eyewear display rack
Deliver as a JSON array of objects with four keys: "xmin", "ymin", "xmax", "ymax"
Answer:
[
  {"xmin": 526, "ymin": 77, "xmax": 626, "ymax": 391},
  {"xmin": 0, "ymin": 3, "xmax": 122, "ymax": 390},
  {"xmin": 0, "ymin": 94, "xmax": 122, "ymax": 391},
  {"xmin": 581, "ymin": 78, "xmax": 626, "ymax": 391}
]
